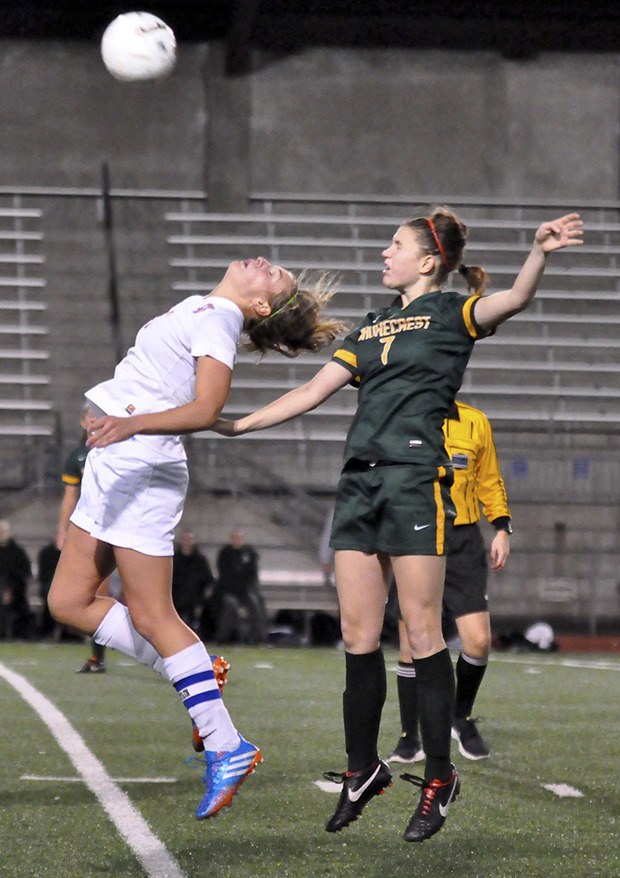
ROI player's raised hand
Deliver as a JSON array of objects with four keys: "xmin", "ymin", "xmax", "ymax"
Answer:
[{"xmin": 535, "ymin": 213, "xmax": 583, "ymax": 254}]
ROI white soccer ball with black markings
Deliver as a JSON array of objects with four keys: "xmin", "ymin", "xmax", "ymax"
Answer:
[{"xmin": 101, "ymin": 11, "xmax": 176, "ymax": 82}]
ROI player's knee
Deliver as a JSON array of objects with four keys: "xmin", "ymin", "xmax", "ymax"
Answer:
[
  {"xmin": 339, "ymin": 617, "xmax": 377, "ymax": 653},
  {"xmin": 124, "ymin": 600, "xmax": 166, "ymax": 644},
  {"xmin": 463, "ymin": 632, "xmax": 491, "ymax": 659},
  {"xmin": 47, "ymin": 587, "xmax": 78, "ymax": 627},
  {"xmin": 403, "ymin": 613, "xmax": 441, "ymax": 650}
]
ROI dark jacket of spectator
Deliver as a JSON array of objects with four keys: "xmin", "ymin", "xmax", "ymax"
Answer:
[
  {"xmin": 0, "ymin": 520, "xmax": 33, "ymax": 638},
  {"xmin": 216, "ymin": 532, "xmax": 260, "ymax": 599},
  {"xmin": 172, "ymin": 530, "xmax": 214, "ymax": 627}
]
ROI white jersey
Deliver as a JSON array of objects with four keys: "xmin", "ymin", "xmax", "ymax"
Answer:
[{"xmin": 85, "ymin": 295, "xmax": 243, "ymax": 459}]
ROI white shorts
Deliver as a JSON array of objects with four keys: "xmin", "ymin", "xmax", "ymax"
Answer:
[{"xmin": 71, "ymin": 438, "xmax": 189, "ymax": 556}]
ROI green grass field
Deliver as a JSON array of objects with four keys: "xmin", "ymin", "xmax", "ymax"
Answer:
[{"xmin": 0, "ymin": 641, "xmax": 618, "ymax": 878}]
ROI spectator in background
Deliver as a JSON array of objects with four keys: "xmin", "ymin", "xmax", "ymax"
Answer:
[
  {"xmin": 172, "ymin": 529, "xmax": 214, "ymax": 629},
  {"xmin": 37, "ymin": 538, "xmax": 62, "ymax": 639},
  {"xmin": 211, "ymin": 528, "xmax": 267, "ymax": 644},
  {"xmin": 0, "ymin": 519, "xmax": 33, "ymax": 639}
]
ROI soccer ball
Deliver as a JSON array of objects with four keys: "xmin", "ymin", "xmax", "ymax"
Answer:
[{"xmin": 101, "ymin": 11, "xmax": 176, "ymax": 81}]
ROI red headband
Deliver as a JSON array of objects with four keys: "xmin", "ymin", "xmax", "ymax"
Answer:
[{"xmin": 427, "ymin": 217, "xmax": 451, "ymax": 271}]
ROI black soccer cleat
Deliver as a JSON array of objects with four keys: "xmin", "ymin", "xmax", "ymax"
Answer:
[
  {"xmin": 451, "ymin": 716, "xmax": 490, "ymax": 760},
  {"xmin": 401, "ymin": 764, "xmax": 460, "ymax": 842},
  {"xmin": 324, "ymin": 760, "xmax": 392, "ymax": 832}
]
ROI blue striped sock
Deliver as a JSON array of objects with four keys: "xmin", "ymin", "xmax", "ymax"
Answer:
[
  {"xmin": 163, "ymin": 642, "xmax": 239, "ymax": 751},
  {"xmin": 173, "ymin": 668, "xmax": 221, "ymax": 710}
]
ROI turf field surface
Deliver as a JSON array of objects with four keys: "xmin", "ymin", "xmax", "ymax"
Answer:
[{"xmin": 0, "ymin": 642, "xmax": 618, "ymax": 878}]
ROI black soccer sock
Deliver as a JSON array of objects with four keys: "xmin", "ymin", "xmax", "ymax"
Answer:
[
  {"xmin": 454, "ymin": 652, "xmax": 487, "ymax": 719},
  {"xmin": 92, "ymin": 639, "xmax": 105, "ymax": 662},
  {"xmin": 396, "ymin": 661, "xmax": 419, "ymax": 738},
  {"xmin": 343, "ymin": 649, "xmax": 386, "ymax": 772},
  {"xmin": 413, "ymin": 648, "xmax": 455, "ymax": 782}
]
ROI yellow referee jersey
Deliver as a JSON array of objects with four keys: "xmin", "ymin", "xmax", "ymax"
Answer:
[{"xmin": 443, "ymin": 401, "xmax": 511, "ymax": 526}]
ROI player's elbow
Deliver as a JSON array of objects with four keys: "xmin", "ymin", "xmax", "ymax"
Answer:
[
  {"xmin": 200, "ymin": 402, "xmax": 226, "ymax": 431},
  {"xmin": 512, "ymin": 300, "xmax": 530, "ymax": 315}
]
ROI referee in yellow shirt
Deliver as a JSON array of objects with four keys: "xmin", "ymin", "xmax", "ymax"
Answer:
[{"xmin": 388, "ymin": 400, "xmax": 511, "ymax": 762}]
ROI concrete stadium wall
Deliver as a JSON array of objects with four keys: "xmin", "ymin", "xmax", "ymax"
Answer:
[
  {"xmin": 248, "ymin": 49, "xmax": 619, "ymax": 201},
  {"xmin": 0, "ymin": 40, "xmax": 208, "ymax": 190},
  {"xmin": 2, "ymin": 39, "xmax": 617, "ymax": 445},
  {"xmin": 1, "ymin": 38, "xmax": 618, "ymax": 634},
  {"xmin": 0, "ymin": 40, "xmax": 618, "ymax": 199}
]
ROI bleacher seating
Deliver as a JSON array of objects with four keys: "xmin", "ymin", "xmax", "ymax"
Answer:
[
  {"xmin": 259, "ymin": 569, "xmax": 338, "ymax": 617},
  {"xmin": 0, "ymin": 202, "xmax": 56, "ymax": 488},
  {"xmin": 0, "ymin": 190, "xmax": 616, "ymax": 629},
  {"xmin": 166, "ymin": 195, "xmax": 620, "ymax": 462},
  {"xmin": 0, "ymin": 204, "xmax": 52, "ymax": 417}
]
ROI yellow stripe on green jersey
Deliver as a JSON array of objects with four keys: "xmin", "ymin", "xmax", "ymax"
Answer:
[
  {"xmin": 333, "ymin": 348, "xmax": 358, "ymax": 371},
  {"xmin": 462, "ymin": 294, "xmax": 482, "ymax": 339}
]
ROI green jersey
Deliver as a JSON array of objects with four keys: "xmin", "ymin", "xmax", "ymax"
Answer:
[
  {"xmin": 332, "ymin": 290, "xmax": 487, "ymax": 468},
  {"xmin": 61, "ymin": 442, "xmax": 89, "ymax": 486}
]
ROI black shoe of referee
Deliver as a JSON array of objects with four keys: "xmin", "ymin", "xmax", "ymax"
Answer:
[{"xmin": 452, "ymin": 716, "xmax": 490, "ymax": 760}]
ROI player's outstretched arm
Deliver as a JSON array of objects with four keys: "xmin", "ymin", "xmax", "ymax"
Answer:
[
  {"xmin": 212, "ymin": 360, "xmax": 351, "ymax": 437},
  {"xmin": 474, "ymin": 213, "xmax": 583, "ymax": 331}
]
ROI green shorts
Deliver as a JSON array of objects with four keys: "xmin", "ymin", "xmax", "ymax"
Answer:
[{"xmin": 330, "ymin": 460, "xmax": 456, "ymax": 557}]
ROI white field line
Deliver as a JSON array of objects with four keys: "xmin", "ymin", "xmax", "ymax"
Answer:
[
  {"xmin": 0, "ymin": 662, "xmax": 186, "ymax": 878},
  {"xmin": 314, "ymin": 780, "xmax": 341, "ymax": 793},
  {"xmin": 489, "ymin": 655, "xmax": 620, "ymax": 672},
  {"xmin": 388, "ymin": 655, "xmax": 620, "ymax": 674},
  {"xmin": 543, "ymin": 783, "xmax": 584, "ymax": 798},
  {"xmin": 22, "ymin": 774, "xmax": 177, "ymax": 783}
]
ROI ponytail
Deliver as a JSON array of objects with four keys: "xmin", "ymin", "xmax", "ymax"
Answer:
[{"xmin": 458, "ymin": 263, "xmax": 488, "ymax": 295}]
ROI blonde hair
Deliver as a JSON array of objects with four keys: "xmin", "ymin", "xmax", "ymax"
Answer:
[
  {"xmin": 406, "ymin": 206, "xmax": 489, "ymax": 295},
  {"xmin": 243, "ymin": 271, "xmax": 346, "ymax": 358}
]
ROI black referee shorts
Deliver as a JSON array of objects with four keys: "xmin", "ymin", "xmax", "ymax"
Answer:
[{"xmin": 443, "ymin": 523, "xmax": 489, "ymax": 618}]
